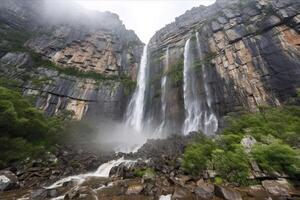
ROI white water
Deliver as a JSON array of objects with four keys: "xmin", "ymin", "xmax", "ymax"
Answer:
[
  {"xmin": 155, "ymin": 47, "xmax": 169, "ymax": 135},
  {"xmin": 125, "ymin": 45, "xmax": 149, "ymax": 132},
  {"xmin": 196, "ymin": 32, "xmax": 218, "ymax": 135},
  {"xmin": 182, "ymin": 35, "xmax": 218, "ymax": 135},
  {"xmin": 183, "ymin": 38, "xmax": 202, "ymax": 135},
  {"xmin": 46, "ymin": 157, "xmax": 136, "ymax": 189}
]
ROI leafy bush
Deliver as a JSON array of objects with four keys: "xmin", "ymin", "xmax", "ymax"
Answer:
[
  {"xmin": 211, "ymin": 146, "xmax": 250, "ymax": 185},
  {"xmin": 134, "ymin": 168, "xmax": 155, "ymax": 178},
  {"xmin": 223, "ymin": 106, "xmax": 300, "ymax": 148},
  {"xmin": 0, "ymin": 86, "xmax": 63, "ymax": 168},
  {"xmin": 182, "ymin": 136, "xmax": 216, "ymax": 175},
  {"xmin": 182, "ymin": 106, "xmax": 300, "ymax": 185},
  {"xmin": 166, "ymin": 57, "xmax": 184, "ymax": 87},
  {"xmin": 252, "ymin": 141, "xmax": 300, "ymax": 178}
]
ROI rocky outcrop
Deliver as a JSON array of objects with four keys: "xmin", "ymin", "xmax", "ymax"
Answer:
[
  {"xmin": 0, "ymin": 170, "xmax": 19, "ymax": 191},
  {"xmin": 0, "ymin": 0, "xmax": 143, "ymax": 120},
  {"xmin": 146, "ymin": 0, "xmax": 300, "ymax": 132}
]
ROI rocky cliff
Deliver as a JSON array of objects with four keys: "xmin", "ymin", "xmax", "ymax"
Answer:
[
  {"xmin": 146, "ymin": 0, "xmax": 300, "ymax": 132},
  {"xmin": 0, "ymin": 0, "xmax": 143, "ymax": 120}
]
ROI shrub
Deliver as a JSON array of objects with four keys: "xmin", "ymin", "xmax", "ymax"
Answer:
[
  {"xmin": 166, "ymin": 57, "xmax": 184, "ymax": 87},
  {"xmin": 252, "ymin": 141, "xmax": 300, "ymax": 178},
  {"xmin": 0, "ymin": 86, "xmax": 63, "ymax": 168},
  {"xmin": 182, "ymin": 137, "xmax": 216, "ymax": 175},
  {"xmin": 211, "ymin": 146, "xmax": 250, "ymax": 186},
  {"xmin": 223, "ymin": 106, "xmax": 300, "ymax": 148},
  {"xmin": 134, "ymin": 168, "xmax": 155, "ymax": 178}
]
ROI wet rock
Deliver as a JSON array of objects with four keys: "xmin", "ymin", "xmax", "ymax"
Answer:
[
  {"xmin": 215, "ymin": 186, "xmax": 242, "ymax": 200},
  {"xmin": 0, "ymin": 170, "xmax": 19, "ymax": 191},
  {"xmin": 126, "ymin": 183, "xmax": 144, "ymax": 195}
]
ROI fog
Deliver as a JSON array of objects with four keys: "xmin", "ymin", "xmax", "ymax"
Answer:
[
  {"xmin": 67, "ymin": 119, "xmax": 161, "ymax": 154},
  {"xmin": 76, "ymin": 0, "xmax": 216, "ymax": 42}
]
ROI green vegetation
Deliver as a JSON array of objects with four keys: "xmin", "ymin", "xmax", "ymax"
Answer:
[
  {"xmin": 0, "ymin": 23, "xmax": 32, "ymax": 52},
  {"xmin": 183, "ymin": 106, "xmax": 300, "ymax": 185},
  {"xmin": 252, "ymin": 141, "xmax": 300, "ymax": 177},
  {"xmin": 134, "ymin": 167, "xmax": 156, "ymax": 178},
  {"xmin": 182, "ymin": 136, "xmax": 216, "ymax": 175},
  {"xmin": 193, "ymin": 52, "xmax": 217, "ymax": 71},
  {"xmin": 0, "ymin": 86, "xmax": 63, "ymax": 168},
  {"xmin": 166, "ymin": 57, "xmax": 184, "ymax": 87}
]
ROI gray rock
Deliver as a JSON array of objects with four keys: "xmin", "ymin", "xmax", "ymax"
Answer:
[
  {"xmin": 215, "ymin": 186, "xmax": 242, "ymax": 200},
  {"xmin": 241, "ymin": 135, "xmax": 257, "ymax": 153},
  {"xmin": 172, "ymin": 187, "xmax": 194, "ymax": 200},
  {"xmin": 194, "ymin": 179, "xmax": 214, "ymax": 199},
  {"xmin": 211, "ymin": 21, "xmax": 222, "ymax": 32},
  {"xmin": 126, "ymin": 183, "xmax": 144, "ymax": 195},
  {"xmin": 262, "ymin": 179, "xmax": 292, "ymax": 197},
  {"xmin": 0, "ymin": 170, "xmax": 19, "ymax": 191},
  {"xmin": 225, "ymin": 25, "xmax": 247, "ymax": 43}
]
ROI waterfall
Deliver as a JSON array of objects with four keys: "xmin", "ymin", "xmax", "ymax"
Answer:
[
  {"xmin": 182, "ymin": 38, "xmax": 202, "ymax": 135},
  {"xmin": 155, "ymin": 47, "xmax": 169, "ymax": 135},
  {"xmin": 46, "ymin": 157, "xmax": 136, "ymax": 189},
  {"xmin": 125, "ymin": 44, "xmax": 149, "ymax": 132},
  {"xmin": 182, "ymin": 35, "xmax": 218, "ymax": 135},
  {"xmin": 196, "ymin": 32, "xmax": 218, "ymax": 135}
]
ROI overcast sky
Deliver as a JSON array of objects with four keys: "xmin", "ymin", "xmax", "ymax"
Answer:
[{"xmin": 76, "ymin": 0, "xmax": 216, "ymax": 43}]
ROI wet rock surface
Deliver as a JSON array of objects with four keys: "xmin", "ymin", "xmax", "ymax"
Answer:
[
  {"xmin": 146, "ymin": 0, "xmax": 300, "ymax": 129},
  {"xmin": 1, "ymin": 135, "xmax": 299, "ymax": 200},
  {"xmin": 0, "ymin": 0, "xmax": 143, "ymax": 120}
]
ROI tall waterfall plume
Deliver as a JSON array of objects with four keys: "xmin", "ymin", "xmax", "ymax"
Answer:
[
  {"xmin": 196, "ymin": 32, "xmax": 218, "ymax": 135},
  {"xmin": 155, "ymin": 47, "xmax": 169, "ymax": 135},
  {"xmin": 182, "ymin": 35, "xmax": 218, "ymax": 135},
  {"xmin": 125, "ymin": 45, "xmax": 149, "ymax": 132}
]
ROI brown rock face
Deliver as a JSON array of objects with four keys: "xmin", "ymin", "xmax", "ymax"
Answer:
[
  {"xmin": 146, "ymin": 0, "xmax": 300, "ymax": 131},
  {"xmin": 0, "ymin": 0, "xmax": 143, "ymax": 120}
]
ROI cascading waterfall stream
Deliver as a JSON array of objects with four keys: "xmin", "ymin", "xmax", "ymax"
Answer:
[
  {"xmin": 182, "ymin": 38, "xmax": 202, "ymax": 135},
  {"xmin": 182, "ymin": 35, "xmax": 218, "ymax": 135},
  {"xmin": 125, "ymin": 44, "xmax": 149, "ymax": 132},
  {"xmin": 155, "ymin": 47, "xmax": 169, "ymax": 135},
  {"xmin": 196, "ymin": 32, "xmax": 218, "ymax": 134},
  {"xmin": 46, "ymin": 46, "xmax": 151, "ymax": 195},
  {"xmin": 46, "ymin": 157, "xmax": 136, "ymax": 189}
]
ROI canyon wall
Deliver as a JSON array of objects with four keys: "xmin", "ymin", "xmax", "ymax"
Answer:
[
  {"xmin": 0, "ymin": 0, "xmax": 143, "ymax": 120},
  {"xmin": 146, "ymin": 0, "xmax": 300, "ymax": 132}
]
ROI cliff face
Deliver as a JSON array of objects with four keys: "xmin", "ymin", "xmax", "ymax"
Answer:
[
  {"xmin": 146, "ymin": 0, "xmax": 300, "ymax": 131},
  {"xmin": 0, "ymin": 0, "xmax": 143, "ymax": 120}
]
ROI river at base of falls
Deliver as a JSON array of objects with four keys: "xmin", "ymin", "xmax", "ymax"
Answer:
[{"xmin": 46, "ymin": 157, "xmax": 137, "ymax": 190}]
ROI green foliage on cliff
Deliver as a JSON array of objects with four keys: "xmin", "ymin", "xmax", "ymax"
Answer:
[
  {"xmin": 252, "ymin": 141, "xmax": 300, "ymax": 177},
  {"xmin": 182, "ymin": 137, "xmax": 216, "ymax": 175},
  {"xmin": 211, "ymin": 147, "xmax": 251, "ymax": 185},
  {"xmin": 167, "ymin": 57, "xmax": 184, "ymax": 87},
  {"xmin": 0, "ymin": 23, "xmax": 32, "ymax": 52},
  {"xmin": 134, "ymin": 167, "xmax": 156, "ymax": 178},
  {"xmin": 0, "ymin": 86, "xmax": 63, "ymax": 168},
  {"xmin": 193, "ymin": 52, "xmax": 217, "ymax": 71},
  {"xmin": 183, "ymin": 106, "xmax": 300, "ymax": 185}
]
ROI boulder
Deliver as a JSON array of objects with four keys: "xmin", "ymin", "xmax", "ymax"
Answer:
[
  {"xmin": 194, "ymin": 179, "xmax": 214, "ymax": 199},
  {"xmin": 126, "ymin": 183, "xmax": 144, "ymax": 195},
  {"xmin": 172, "ymin": 187, "xmax": 195, "ymax": 200},
  {"xmin": 0, "ymin": 170, "xmax": 19, "ymax": 191},
  {"xmin": 241, "ymin": 135, "xmax": 257, "ymax": 153},
  {"xmin": 262, "ymin": 179, "xmax": 293, "ymax": 197},
  {"xmin": 215, "ymin": 186, "xmax": 242, "ymax": 200},
  {"xmin": 245, "ymin": 185, "xmax": 269, "ymax": 199}
]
